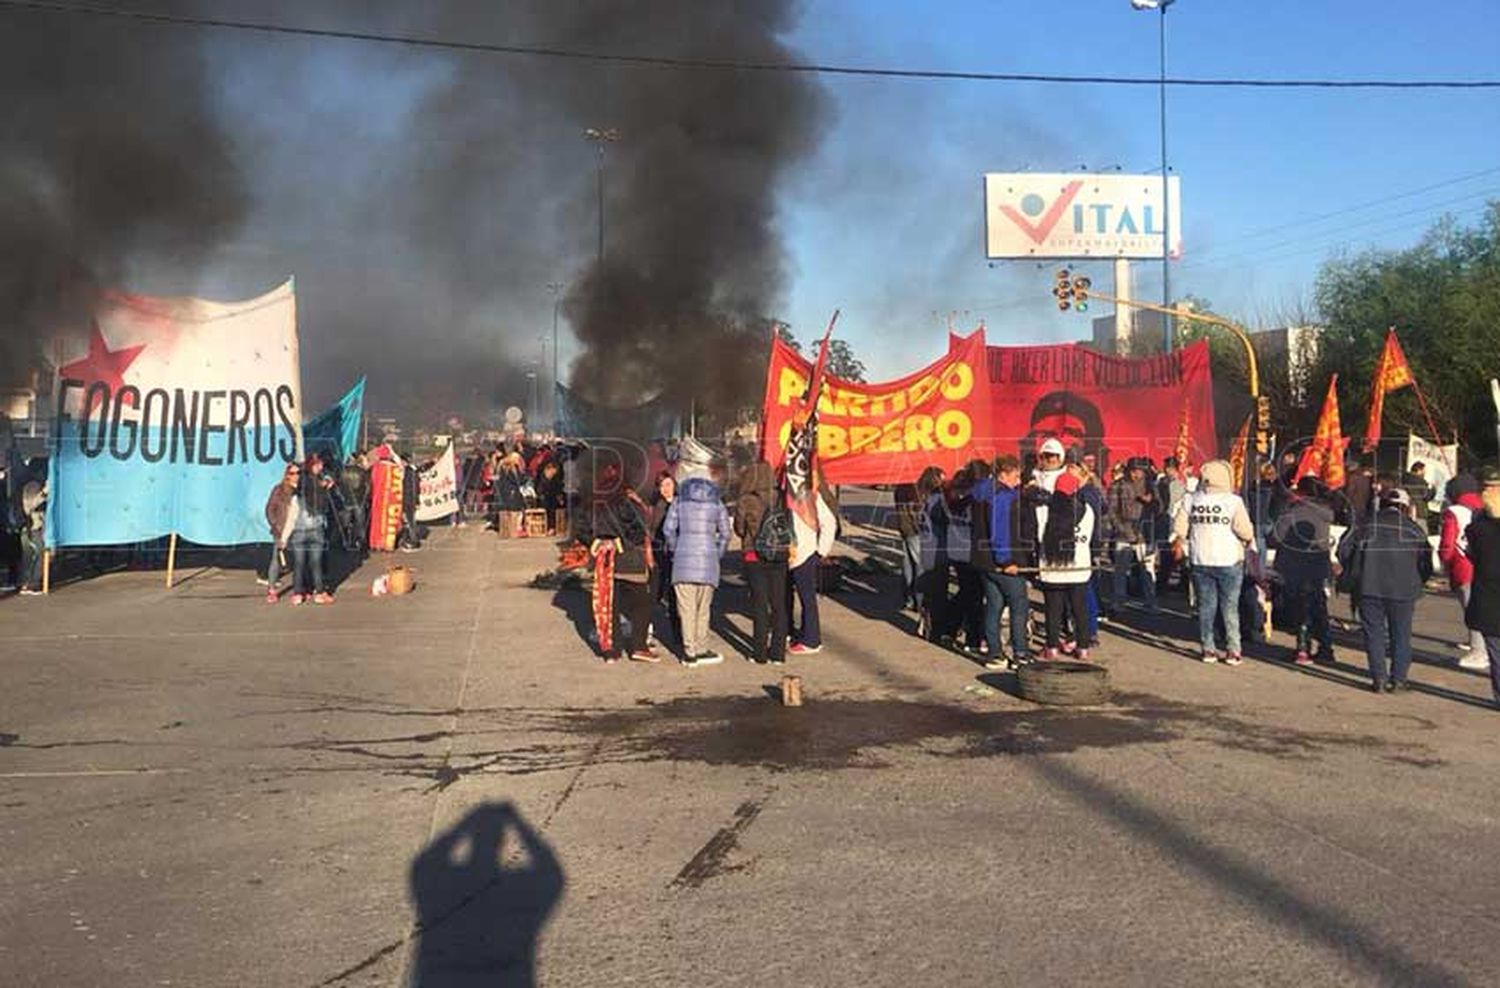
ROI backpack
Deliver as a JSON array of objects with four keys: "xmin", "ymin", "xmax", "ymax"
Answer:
[{"xmin": 754, "ymin": 495, "xmax": 794, "ymax": 564}]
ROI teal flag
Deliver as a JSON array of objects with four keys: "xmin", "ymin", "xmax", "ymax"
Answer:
[{"xmin": 303, "ymin": 378, "xmax": 365, "ymax": 465}]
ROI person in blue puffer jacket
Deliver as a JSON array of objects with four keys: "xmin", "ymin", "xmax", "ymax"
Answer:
[{"xmin": 663, "ymin": 438, "xmax": 732, "ymax": 667}]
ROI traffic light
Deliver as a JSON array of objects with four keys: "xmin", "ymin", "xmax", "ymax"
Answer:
[
  {"xmin": 1256, "ymin": 395, "xmax": 1271, "ymax": 430},
  {"xmin": 1052, "ymin": 268, "xmax": 1072, "ymax": 311},
  {"xmin": 1071, "ymin": 275, "xmax": 1092, "ymax": 313}
]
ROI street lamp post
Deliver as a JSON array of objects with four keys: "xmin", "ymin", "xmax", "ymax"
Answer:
[
  {"xmin": 583, "ymin": 127, "xmax": 619, "ymax": 263},
  {"xmin": 546, "ymin": 281, "xmax": 563, "ymax": 427},
  {"xmin": 1131, "ymin": 0, "xmax": 1175, "ymax": 351}
]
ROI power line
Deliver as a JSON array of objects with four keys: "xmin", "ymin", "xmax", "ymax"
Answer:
[
  {"xmin": 6, "ymin": 0, "xmax": 1500, "ymax": 90},
  {"xmin": 1204, "ymin": 164, "xmax": 1500, "ymax": 245},
  {"xmin": 1178, "ymin": 187, "xmax": 1499, "ymax": 271}
]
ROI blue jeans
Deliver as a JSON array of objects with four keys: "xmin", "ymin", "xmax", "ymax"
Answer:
[
  {"xmin": 790, "ymin": 554, "xmax": 821, "ymax": 648},
  {"xmin": 1194, "ymin": 564, "xmax": 1244, "ymax": 655},
  {"xmin": 1483, "ymin": 635, "xmax": 1500, "ymax": 705},
  {"xmin": 981, "ymin": 570, "xmax": 1032, "ymax": 658},
  {"xmin": 1111, "ymin": 545, "xmax": 1157, "ymax": 612},
  {"xmin": 1360, "ymin": 596, "xmax": 1415, "ymax": 685},
  {"xmin": 289, "ymin": 528, "xmax": 327, "ymax": 595}
]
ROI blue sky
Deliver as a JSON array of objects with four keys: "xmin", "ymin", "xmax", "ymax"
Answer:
[{"xmin": 777, "ymin": 0, "xmax": 1500, "ymax": 378}]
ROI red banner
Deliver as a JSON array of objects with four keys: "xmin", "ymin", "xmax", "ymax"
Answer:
[
  {"xmin": 368, "ymin": 459, "xmax": 405, "ymax": 551},
  {"xmin": 972, "ymin": 336, "xmax": 1217, "ymax": 475},
  {"xmin": 761, "ymin": 330, "xmax": 992, "ymax": 484},
  {"xmin": 760, "ymin": 332, "xmax": 1217, "ymax": 485}
]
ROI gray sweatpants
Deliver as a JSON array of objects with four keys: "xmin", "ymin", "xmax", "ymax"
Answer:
[{"xmin": 674, "ymin": 583, "xmax": 715, "ymax": 656}]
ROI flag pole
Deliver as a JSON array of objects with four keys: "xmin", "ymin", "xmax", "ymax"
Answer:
[
  {"xmin": 165, "ymin": 532, "xmax": 178, "ymax": 589},
  {"xmin": 42, "ymin": 548, "xmax": 51, "ymax": 595},
  {"xmin": 1408, "ymin": 378, "xmax": 1446, "ymax": 446}
]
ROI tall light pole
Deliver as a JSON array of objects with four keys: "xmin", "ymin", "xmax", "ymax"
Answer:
[
  {"xmin": 1131, "ymin": 0, "xmax": 1175, "ymax": 351},
  {"xmin": 583, "ymin": 127, "xmax": 619, "ymax": 263},
  {"xmin": 525, "ymin": 370, "xmax": 538, "ymax": 434},
  {"xmin": 546, "ymin": 280, "xmax": 564, "ymax": 427}
]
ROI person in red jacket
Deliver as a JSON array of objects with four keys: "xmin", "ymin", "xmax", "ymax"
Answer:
[{"xmin": 1438, "ymin": 472, "xmax": 1489, "ymax": 671}]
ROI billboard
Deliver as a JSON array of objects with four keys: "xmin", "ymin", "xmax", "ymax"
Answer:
[{"xmin": 984, "ymin": 173, "xmax": 1182, "ymax": 260}]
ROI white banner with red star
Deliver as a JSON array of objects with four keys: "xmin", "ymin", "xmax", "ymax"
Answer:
[{"xmin": 46, "ymin": 281, "xmax": 303, "ymax": 547}]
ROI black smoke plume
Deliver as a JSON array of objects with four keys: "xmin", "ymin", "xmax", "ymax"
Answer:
[
  {"xmin": 1, "ymin": 1, "xmax": 825, "ymax": 430},
  {"xmin": 0, "ymin": 0, "xmax": 245, "ymax": 387}
]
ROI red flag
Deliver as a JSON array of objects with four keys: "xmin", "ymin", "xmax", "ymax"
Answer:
[
  {"xmin": 1228, "ymin": 413, "xmax": 1252, "ymax": 491},
  {"xmin": 1297, "ymin": 375, "xmax": 1348, "ymax": 489},
  {"xmin": 784, "ymin": 311, "xmax": 839, "ymax": 530},
  {"xmin": 1173, "ymin": 395, "xmax": 1193, "ymax": 474},
  {"xmin": 1363, "ymin": 327, "xmax": 1415, "ymax": 451}
]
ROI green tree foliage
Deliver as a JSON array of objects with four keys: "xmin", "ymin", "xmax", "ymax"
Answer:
[
  {"xmin": 826, "ymin": 339, "xmax": 867, "ymax": 382},
  {"xmin": 773, "ymin": 325, "xmax": 866, "ymax": 382},
  {"xmin": 1314, "ymin": 203, "xmax": 1500, "ymax": 459}
]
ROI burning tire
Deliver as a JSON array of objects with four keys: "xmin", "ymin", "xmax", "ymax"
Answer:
[{"xmin": 1017, "ymin": 661, "xmax": 1111, "ymax": 706}]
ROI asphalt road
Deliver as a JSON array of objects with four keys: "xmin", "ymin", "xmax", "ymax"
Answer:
[{"xmin": 2, "ymin": 507, "xmax": 1498, "ymax": 987}]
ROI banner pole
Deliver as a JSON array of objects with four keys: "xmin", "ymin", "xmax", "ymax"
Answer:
[
  {"xmin": 1409, "ymin": 378, "xmax": 1445, "ymax": 446},
  {"xmin": 165, "ymin": 532, "xmax": 178, "ymax": 589},
  {"xmin": 42, "ymin": 548, "xmax": 51, "ymax": 595}
]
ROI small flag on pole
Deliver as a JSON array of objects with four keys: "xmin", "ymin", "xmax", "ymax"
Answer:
[
  {"xmin": 1297, "ymin": 375, "xmax": 1348, "ymax": 489},
  {"xmin": 1363, "ymin": 327, "xmax": 1415, "ymax": 452}
]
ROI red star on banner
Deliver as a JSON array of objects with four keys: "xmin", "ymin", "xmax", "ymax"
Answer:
[{"xmin": 59, "ymin": 321, "xmax": 145, "ymax": 392}]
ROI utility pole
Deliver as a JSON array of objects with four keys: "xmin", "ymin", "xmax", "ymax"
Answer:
[
  {"xmin": 546, "ymin": 281, "xmax": 563, "ymax": 427},
  {"xmin": 583, "ymin": 127, "xmax": 619, "ymax": 263}
]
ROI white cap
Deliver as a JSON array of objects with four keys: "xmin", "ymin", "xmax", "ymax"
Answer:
[{"xmin": 1039, "ymin": 438, "xmax": 1065, "ymax": 458}]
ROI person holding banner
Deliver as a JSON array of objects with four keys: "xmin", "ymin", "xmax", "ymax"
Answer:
[{"xmin": 1036, "ymin": 470, "xmax": 1096, "ymax": 661}]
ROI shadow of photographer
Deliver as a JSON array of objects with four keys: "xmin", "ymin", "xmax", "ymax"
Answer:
[{"xmin": 408, "ymin": 802, "xmax": 565, "ymax": 987}]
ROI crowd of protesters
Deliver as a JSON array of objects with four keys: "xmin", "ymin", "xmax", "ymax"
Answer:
[
  {"xmin": 545, "ymin": 427, "xmax": 1500, "ymax": 710},
  {"xmin": 893, "ymin": 441, "xmax": 1499, "ymax": 705}
]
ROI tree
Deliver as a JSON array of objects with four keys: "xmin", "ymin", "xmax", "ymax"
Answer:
[
  {"xmin": 826, "ymin": 339, "xmax": 867, "ymax": 382},
  {"xmin": 1314, "ymin": 203, "xmax": 1500, "ymax": 461}
]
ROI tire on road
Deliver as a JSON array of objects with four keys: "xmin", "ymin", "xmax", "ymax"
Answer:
[{"xmin": 1016, "ymin": 660, "xmax": 1111, "ymax": 706}]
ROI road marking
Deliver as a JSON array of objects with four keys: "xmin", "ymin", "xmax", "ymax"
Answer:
[{"xmin": 0, "ymin": 769, "xmax": 190, "ymax": 778}]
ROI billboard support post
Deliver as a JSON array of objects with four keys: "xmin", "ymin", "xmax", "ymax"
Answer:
[{"xmin": 1113, "ymin": 257, "xmax": 1132, "ymax": 354}]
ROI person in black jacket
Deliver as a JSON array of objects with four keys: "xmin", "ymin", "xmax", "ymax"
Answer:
[
  {"xmin": 1271, "ymin": 477, "xmax": 1336, "ymax": 665},
  {"xmin": 1463, "ymin": 466, "xmax": 1500, "ymax": 708},
  {"xmin": 1338, "ymin": 487, "xmax": 1434, "ymax": 693}
]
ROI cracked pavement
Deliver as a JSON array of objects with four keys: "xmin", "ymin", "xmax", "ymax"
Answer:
[{"xmin": 3, "ymin": 505, "xmax": 1499, "ymax": 986}]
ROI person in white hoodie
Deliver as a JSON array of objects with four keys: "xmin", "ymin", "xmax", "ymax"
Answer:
[
  {"xmin": 1172, "ymin": 458, "xmax": 1255, "ymax": 665},
  {"xmin": 1036, "ymin": 469, "xmax": 1096, "ymax": 660},
  {"xmin": 787, "ymin": 481, "xmax": 837, "ymax": 655}
]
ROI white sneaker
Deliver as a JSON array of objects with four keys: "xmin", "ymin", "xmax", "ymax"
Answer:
[
  {"xmin": 685, "ymin": 651, "xmax": 723, "ymax": 667},
  {"xmin": 1201, "ymin": 651, "xmax": 1219, "ymax": 664},
  {"xmin": 1458, "ymin": 654, "xmax": 1491, "ymax": 671}
]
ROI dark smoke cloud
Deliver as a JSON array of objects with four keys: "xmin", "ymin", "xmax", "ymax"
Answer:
[
  {"xmin": 2, "ymin": 1, "xmax": 826, "ymax": 433},
  {"xmin": 0, "ymin": 0, "xmax": 245, "ymax": 386}
]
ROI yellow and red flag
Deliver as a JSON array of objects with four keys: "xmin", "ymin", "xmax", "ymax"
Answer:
[
  {"xmin": 1363, "ymin": 327, "xmax": 1414, "ymax": 451},
  {"xmin": 1228, "ymin": 413, "xmax": 1252, "ymax": 491},
  {"xmin": 1297, "ymin": 375, "xmax": 1348, "ymax": 489},
  {"xmin": 1173, "ymin": 394, "xmax": 1193, "ymax": 474}
]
